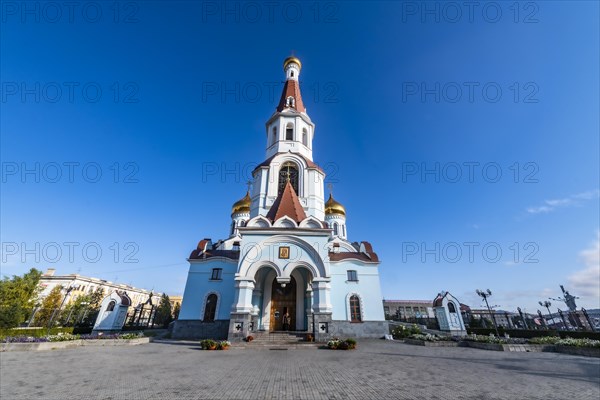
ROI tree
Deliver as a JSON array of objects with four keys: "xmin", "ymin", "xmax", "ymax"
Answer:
[
  {"xmin": 0, "ymin": 268, "xmax": 42, "ymax": 328},
  {"xmin": 35, "ymin": 285, "xmax": 64, "ymax": 327},
  {"xmin": 154, "ymin": 294, "xmax": 173, "ymax": 328},
  {"xmin": 173, "ymin": 302, "xmax": 181, "ymax": 320}
]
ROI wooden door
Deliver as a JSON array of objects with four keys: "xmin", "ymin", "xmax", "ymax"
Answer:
[{"xmin": 270, "ymin": 277, "xmax": 296, "ymax": 331}]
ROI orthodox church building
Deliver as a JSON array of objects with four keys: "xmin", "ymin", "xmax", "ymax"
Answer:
[{"xmin": 174, "ymin": 57, "xmax": 386, "ymax": 341}]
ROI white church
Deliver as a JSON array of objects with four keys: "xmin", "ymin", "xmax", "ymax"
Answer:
[{"xmin": 173, "ymin": 57, "xmax": 387, "ymax": 341}]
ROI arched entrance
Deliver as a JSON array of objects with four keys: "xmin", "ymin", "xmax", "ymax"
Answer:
[{"xmin": 270, "ymin": 276, "xmax": 296, "ymax": 331}]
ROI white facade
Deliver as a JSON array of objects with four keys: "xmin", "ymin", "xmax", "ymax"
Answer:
[
  {"xmin": 177, "ymin": 57, "xmax": 386, "ymax": 341},
  {"xmin": 93, "ymin": 291, "xmax": 131, "ymax": 332},
  {"xmin": 433, "ymin": 291, "xmax": 467, "ymax": 335}
]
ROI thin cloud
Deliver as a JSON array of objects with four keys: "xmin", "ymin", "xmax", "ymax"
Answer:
[
  {"xmin": 527, "ymin": 189, "xmax": 599, "ymax": 214},
  {"xmin": 568, "ymin": 233, "xmax": 600, "ymax": 301}
]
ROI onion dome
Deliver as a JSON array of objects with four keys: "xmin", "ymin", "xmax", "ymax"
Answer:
[
  {"xmin": 283, "ymin": 56, "xmax": 302, "ymax": 71},
  {"xmin": 324, "ymin": 194, "xmax": 346, "ymax": 217},
  {"xmin": 231, "ymin": 191, "xmax": 251, "ymax": 215}
]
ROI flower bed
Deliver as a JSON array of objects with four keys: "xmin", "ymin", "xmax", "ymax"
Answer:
[
  {"xmin": 391, "ymin": 324, "xmax": 421, "ymax": 340},
  {"xmin": 1, "ymin": 332, "xmax": 149, "ymax": 352},
  {"xmin": 200, "ymin": 339, "xmax": 231, "ymax": 350},
  {"xmin": 327, "ymin": 338, "xmax": 357, "ymax": 350},
  {"xmin": 404, "ymin": 334, "xmax": 459, "ymax": 347}
]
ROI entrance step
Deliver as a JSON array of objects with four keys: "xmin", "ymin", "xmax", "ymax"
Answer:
[{"xmin": 249, "ymin": 331, "xmax": 311, "ymax": 343}]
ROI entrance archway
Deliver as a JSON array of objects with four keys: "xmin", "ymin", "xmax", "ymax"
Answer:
[{"xmin": 270, "ymin": 276, "xmax": 296, "ymax": 331}]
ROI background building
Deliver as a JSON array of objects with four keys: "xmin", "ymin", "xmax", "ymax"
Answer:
[{"xmin": 38, "ymin": 268, "xmax": 161, "ymax": 307}]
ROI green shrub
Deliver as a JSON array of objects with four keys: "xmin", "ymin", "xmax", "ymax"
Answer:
[
  {"xmin": 391, "ymin": 324, "xmax": 421, "ymax": 339},
  {"xmin": 0, "ymin": 327, "xmax": 73, "ymax": 340}
]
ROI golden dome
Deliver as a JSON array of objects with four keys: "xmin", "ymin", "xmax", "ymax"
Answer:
[
  {"xmin": 231, "ymin": 191, "xmax": 251, "ymax": 215},
  {"xmin": 324, "ymin": 194, "xmax": 346, "ymax": 217},
  {"xmin": 283, "ymin": 56, "xmax": 302, "ymax": 71}
]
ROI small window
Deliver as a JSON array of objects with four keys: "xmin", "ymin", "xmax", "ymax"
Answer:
[
  {"xmin": 211, "ymin": 268, "xmax": 222, "ymax": 280},
  {"xmin": 291, "ymin": 71, "xmax": 294, "ymax": 77},
  {"xmin": 106, "ymin": 300, "xmax": 116, "ymax": 312},
  {"xmin": 204, "ymin": 294, "xmax": 217, "ymax": 321},
  {"xmin": 230, "ymin": 221, "xmax": 235, "ymax": 235},
  {"xmin": 347, "ymin": 270, "xmax": 358, "ymax": 282},
  {"xmin": 448, "ymin": 302, "xmax": 457, "ymax": 313},
  {"xmin": 272, "ymin": 127, "xmax": 277, "ymax": 143},
  {"xmin": 350, "ymin": 295, "xmax": 362, "ymax": 322},
  {"xmin": 285, "ymin": 123, "xmax": 294, "ymax": 140},
  {"xmin": 333, "ymin": 223, "xmax": 339, "ymax": 236},
  {"xmin": 302, "ymin": 128, "xmax": 308, "ymax": 146}
]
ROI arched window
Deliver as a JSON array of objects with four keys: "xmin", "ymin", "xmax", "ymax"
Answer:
[
  {"xmin": 286, "ymin": 96, "xmax": 295, "ymax": 108},
  {"xmin": 107, "ymin": 301, "xmax": 116, "ymax": 312},
  {"xmin": 333, "ymin": 223, "xmax": 339, "ymax": 236},
  {"xmin": 350, "ymin": 295, "xmax": 361, "ymax": 322},
  {"xmin": 342, "ymin": 225, "xmax": 346, "ymax": 237},
  {"xmin": 239, "ymin": 220, "xmax": 246, "ymax": 227},
  {"xmin": 272, "ymin": 127, "xmax": 277, "ymax": 144},
  {"xmin": 302, "ymin": 128, "xmax": 308, "ymax": 146},
  {"xmin": 448, "ymin": 302, "xmax": 457, "ymax": 313},
  {"xmin": 278, "ymin": 162, "xmax": 299, "ymax": 195},
  {"xmin": 285, "ymin": 123, "xmax": 294, "ymax": 140},
  {"xmin": 230, "ymin": 221, "xmax": 235, "ymax": 235},
  {"xmin": 204, "ymin": 294, "xmax": 217, "ymax": 322}
]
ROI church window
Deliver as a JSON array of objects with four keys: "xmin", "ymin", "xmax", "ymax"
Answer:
[
  {"xmin": 350, "ymin": 295, "xmax": 362, "ymax": 322},
  {"xmin": 342, "ymin": 225, "xmax": 346, "ymax": 237},
  {"xmin": 230, "ymin": 221, "xmax": 235, "ymax": 235},
  {"xmin": 302, "ymin": 128, "xmax": 308, "ymax": 146},
  {"xmin": 291, "ymin": 71, "xmax": 294, "ymax": 77},
  {"xmin": 204, "ymin": 294, "xmax": 217, "ymax": 321},
  {"xmin": 333, "ymin": 223, "xmax": 339, "ymax": 236},
  {"xmin": 448, "ymin": 302, "xmax": 457, "ymax": 313},
  {"xmin": 210, "ymin": 268, "xmax": 222, "ymax": 280},
  {"xmin": 285, "ymin": 123, "xmax": 294, "ymax": 140},
  {"xmin": 347, "ymin": 270, "xmax": 358, "ymax": 282},
  {"xmin": 272, "ymin": 127, "xmax": 277, "ymax": 144},
  {"xmin": 106, "ymin": 301, "xmax": 116, "ymax": 312},
  {"xmin": 278, "ymin": 162, "xmax": 299, "ymax": 195},
  {"xmin": 286, "ymin": 96, "xmax": 295, "ymax": 108}
]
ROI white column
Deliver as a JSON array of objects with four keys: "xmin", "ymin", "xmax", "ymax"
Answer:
[
  {"xmin": 232, "ymin": 279, "xmax": 255, "ymax": 313},
  {"xmin": 312, "ymin": 279, "xmax": 332, "ymax": 313}
]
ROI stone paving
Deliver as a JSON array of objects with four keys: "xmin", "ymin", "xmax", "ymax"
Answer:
[{"xmin": 1, "ymin": 339, "xmax": 599, "ymax": 400}]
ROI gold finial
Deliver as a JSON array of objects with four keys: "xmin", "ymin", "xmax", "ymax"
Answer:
[
  {"xmin": 327, "ymin": 183, "xmax": 333, "ymax": 195},
  {"xmin": 246, "ymin": 180, "xmax": 252, "ymax": 192}
]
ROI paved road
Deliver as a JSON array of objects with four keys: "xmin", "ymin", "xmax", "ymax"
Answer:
[{"xmin": 1, "ymin": 339, "xmax": 599, "ymax": 399}]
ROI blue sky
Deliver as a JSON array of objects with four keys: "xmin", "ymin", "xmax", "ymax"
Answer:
[{"xmin": 1, "ymin": 1, "xmax": 598, "ymax": 314}]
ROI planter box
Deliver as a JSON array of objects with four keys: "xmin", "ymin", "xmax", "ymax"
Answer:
[
  {"xmin": 404, "ymin": 339, "xmax": 459, "ymax": 347},
  {"xmin": 555, "ymin": 345, "xmax": 600, "ymax": 358},
  {"xmin": 1, "ymin": 337, "xmax": 150, "ymax": 352}
]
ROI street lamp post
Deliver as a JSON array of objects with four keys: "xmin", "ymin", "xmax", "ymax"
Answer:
[
  {"xmin": 517, "ymin": 307, "xmax": 529, "ymax": 329},
  {"xmin": 476, "ymin": 289, "xmax": 499, "ymax": 336},
  {"xmin": 539, "ymin": 301, "xmax": 553, "ymax": 328},
  {"xmin": 537, "ymin": 310, "xmax": 547, "ymax": 329},
  {"xmin": 557, "ymin": 308, "xmax": 568, "ymax": 330}
]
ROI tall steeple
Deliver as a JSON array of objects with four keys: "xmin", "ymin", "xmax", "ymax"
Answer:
[
  {"xmin": 264, "ymin": 56, "xmax": 315, "ymax": 161},
  {"xmin": 276, "ymin": 57, "xmax": 305, "ymax": 113}
]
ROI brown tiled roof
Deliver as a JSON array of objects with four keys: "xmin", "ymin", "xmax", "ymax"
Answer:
[
  {"xmin": 328, "ymin": 251, "xmax": 379, "ymax": 263},
  {"xmin": 189, "ymin": 249, "xmax": 240, "ymax": 261},
  {"xmin": 276, "ymin": 79, "xmax": 305, "ymax": 113},
  {"xmin": 253, "ymin": 152, "xmax": 324, "ymax": 174},
  {"xmin": 266, "ymin": 180, "xmax": 307, "ymax": 223}
]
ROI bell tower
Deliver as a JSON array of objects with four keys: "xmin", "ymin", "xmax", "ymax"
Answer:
[{"xmin": 265, "ymin": 56, "xmax": 315, "ymax": 161}]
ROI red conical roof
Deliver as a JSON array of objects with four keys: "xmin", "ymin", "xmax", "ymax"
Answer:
[
  {"xmin": 276, "ymin": 79, "xmax": 305, "ymax": 113},
  {"xmin": 266, "ymin": 181, "xmax": 306, "ymax": 223}
]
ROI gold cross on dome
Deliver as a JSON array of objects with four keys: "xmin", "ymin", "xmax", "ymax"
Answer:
[
  {"xmin": 327, "ymin": 183, "xmax": 333, "ymax": 195},
  {"xmin": 246, "ymin": 180, "xmax": 252, "ymax": 192}
]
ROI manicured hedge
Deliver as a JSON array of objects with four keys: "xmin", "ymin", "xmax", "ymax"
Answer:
[{"xmin": 467, "ymin": 328, "xmax": 600, "ymax": 340}]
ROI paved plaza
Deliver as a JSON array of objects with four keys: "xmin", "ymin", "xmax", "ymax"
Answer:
[{"xmin": 1, "ymin": 339, "xmax": 599, "ymax": 400}]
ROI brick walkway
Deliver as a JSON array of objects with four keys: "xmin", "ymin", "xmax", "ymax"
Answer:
[{"xmin": 1, "ymin": 339, "xmax": 599, "ymax": 399}]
